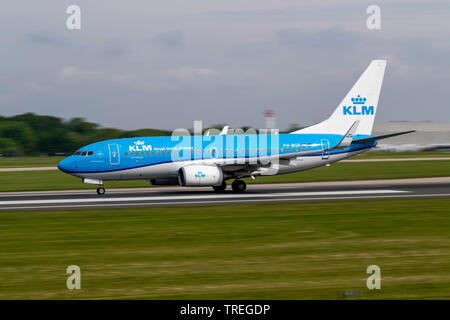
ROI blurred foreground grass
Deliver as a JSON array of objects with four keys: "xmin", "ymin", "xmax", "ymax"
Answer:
[
  {"xmin": 0, "ymin": 160, "xmax": 449, "ymax": 192},
  {"xmin": 0, "ymin": 198, "xmax": 449, "ymax": 299}
]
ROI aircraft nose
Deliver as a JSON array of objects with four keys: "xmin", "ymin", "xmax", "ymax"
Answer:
[{"xmin": 57, "ymin": 157, "xmax": 72, "ymax": 173}]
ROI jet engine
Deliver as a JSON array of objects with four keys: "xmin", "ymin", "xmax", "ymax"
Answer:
[
  {"xmin": 147, "ymin": 178, "xmax": 179, "ymax": 185},
  {"xmin": 178, "ymin": 165, "xmax": 223, "ymax": 187}
]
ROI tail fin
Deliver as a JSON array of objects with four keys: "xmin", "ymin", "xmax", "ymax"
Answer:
[{"xmin": 291, "ymin": 60, "xmax": 386, "ymax": 136}]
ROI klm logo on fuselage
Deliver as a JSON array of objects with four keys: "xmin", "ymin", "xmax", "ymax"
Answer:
[
  {"xmin": 343, "ymin": 95, "xmax": 374, "ymax": 116},
  {"xmin": 129, "ymin": 140, "xmax": 152, "ymax": 152}
]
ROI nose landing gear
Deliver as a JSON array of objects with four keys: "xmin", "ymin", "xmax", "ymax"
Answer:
[
  {"xmin": 231, "ymin": 180, "xmax": 246, "ymax": 193},
  {"xmin": 96, "ymin": 186, "xmax": 106, "ymax": 195}
]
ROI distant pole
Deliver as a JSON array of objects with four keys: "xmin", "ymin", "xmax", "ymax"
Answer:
[{"xmin": 264, "ymin": 109, "xmax": 278, "ymax": 134}]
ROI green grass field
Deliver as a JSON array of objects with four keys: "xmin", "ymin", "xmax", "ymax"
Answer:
[
  {"xmin": 0, "ymin": 156, "xmax": 64, "ymax": 168},
  {"xmin": 1, "ymin": 199, "xmax": 449, "ymax": 299},
  {"xmin": 0, "ymin": 160, "xmax": 449, "ymax": 192},
  {"xmin": 0, "ymin": 152, "xmax": 449, "ymax": 168}
]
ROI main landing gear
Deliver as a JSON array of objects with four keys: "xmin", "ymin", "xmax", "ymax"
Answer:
[
  {"xmin": 212, "ymin": 181, "xmax": 227, "ymax": 192},
  {"xmin": 96, "ymin": 186, "xmax": 106, "ymax": 195},
  {"xmin": 212, "ymin": 180, "xmax": 247, "ymax": 192},
  {"xmin": 231, "ymin": 180, "xmax": 246, "ymax": 193}
]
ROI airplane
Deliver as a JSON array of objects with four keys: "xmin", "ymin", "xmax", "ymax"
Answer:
[{"xmin": 58, "ymin": 60, "xmax": 414, "ymax": 195}]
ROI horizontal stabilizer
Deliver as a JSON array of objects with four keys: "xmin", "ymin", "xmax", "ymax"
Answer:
[{"xmin": 352, "ymin": 130, "xmax": 415, "ymax": 144}]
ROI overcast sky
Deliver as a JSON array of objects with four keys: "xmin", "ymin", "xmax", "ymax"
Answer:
[{"xmin": 0, "ymin": 0, "xmax": 449, "ymax": 130}]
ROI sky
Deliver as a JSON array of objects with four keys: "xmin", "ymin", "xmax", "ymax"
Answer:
[{"xmin": 0, "ymin": 0, "xmax": 449, "ymax": 130}]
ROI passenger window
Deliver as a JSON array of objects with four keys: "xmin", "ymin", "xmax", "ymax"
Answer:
[
  {"xmin": 281, "ymin": 148, "xmax": 284, "ymax": 152},
  {"xmin": 125, "ymin": 152, "xmax": 128, "ymax": 156},
  {"xmin": 146, "ymin": 151, "xmax": 149, "ymax": 156}
]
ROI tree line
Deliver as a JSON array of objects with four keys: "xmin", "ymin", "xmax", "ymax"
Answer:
[{"xmin": 0, "ymin": 113, "xmax": 170, "ymax": 156}]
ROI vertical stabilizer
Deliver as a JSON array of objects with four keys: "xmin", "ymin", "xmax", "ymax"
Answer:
[{"xmin": 291, "ymin": 60, "xmax": 386, "ymax": 136}]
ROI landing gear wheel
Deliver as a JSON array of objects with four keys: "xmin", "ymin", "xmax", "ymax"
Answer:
[
  {"xmin": 212, "ymin": 181, "xmax": 227, "ymax": 192},
  {"xmin": 96, "ymin": 186, "xmax": 106, "ymax": 195},
  {"xmin": 231, "ymin": 180, "xmax": 246, "ymax": 193}
]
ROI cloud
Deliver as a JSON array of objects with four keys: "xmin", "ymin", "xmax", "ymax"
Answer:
[
  {"xmin": 59, "ymin": 66, "xmax": 101, "ymax": 79},
  {"xmin": 24, "ymin": 33, "xmax": 66, "ymax": 46},
  {"xmin": 102, "ymin": 39, "xmax": 128, "ymax": 57},
  {"xmin": 29, "ymin": 83, "xmax": 45, "ymax": 93},
  {"xmin": 276, "ymin": 27, "xmax": 359, "ymax": 51},
  {"xmin": 111, "ymin": 74, "xmax": 130, "ymax": 82},
  {"xmin": 0, "ymin": 93, "xmax": 14, "ymax": 102},
  {"xmin": 165, "ymin": 66, "xmax": 217, "ymax": 80},
  {"xmin": 152, "ymin": 30, "xmax": 184, "ymax": 48}
]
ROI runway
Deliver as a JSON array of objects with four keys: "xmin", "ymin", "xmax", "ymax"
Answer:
[{"xmin": 0, "ymin": 177, "xmax": 449, "ymax": 211}]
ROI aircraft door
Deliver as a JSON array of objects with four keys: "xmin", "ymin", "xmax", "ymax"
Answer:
[
  {"xmin": 108, "ymin": 143, "xmax": 120, "ymax": 165},
  {"xmin": 321, "ymin": 139, "xmax": 330, "ymax": 160}
]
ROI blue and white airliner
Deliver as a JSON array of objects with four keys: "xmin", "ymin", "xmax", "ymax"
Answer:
[{"xmin": 58, "ymin": 60, "xmax": 413, "ymax": 194}]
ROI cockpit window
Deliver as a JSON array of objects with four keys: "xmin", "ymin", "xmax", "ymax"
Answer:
[{"xmin": 73, "ymin": 151, "xmax": 94, "ymax": 156}]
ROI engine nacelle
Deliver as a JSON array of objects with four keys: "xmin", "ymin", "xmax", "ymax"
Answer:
[
  {"xmin": 147, "ymin": 178, "xmax": 179, "ymax": 185},
  {"xmin": 178, "ymin": 165, "xmax": 223, "ymax": 187}
]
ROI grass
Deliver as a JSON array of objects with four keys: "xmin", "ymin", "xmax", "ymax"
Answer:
[
  {"xmin": 0, "ymin": 160, "xmax": 449, "ymax": 192},
  {"xmin": 0, "ymin": 152, "xmax": 449, "ymax": 168},
  {"xmin": 0, "ymin": 198, "xmax": 449, "ymax": 299},
  {"xmin": 0, "ymin": 156, "xmax": 64, "ymax": 168},
  {"xmin": 354, "ymin": 151, "xmax": 450, "ymax": 159}
]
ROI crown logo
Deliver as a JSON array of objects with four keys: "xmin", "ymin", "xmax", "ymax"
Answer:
[
  {"xmin": 134, "ymin": 140, "xmax": 145, "ymax": 145},
  {"xmin": 351, "ymin": 95, "xmax": 367, "ymax": 105}
]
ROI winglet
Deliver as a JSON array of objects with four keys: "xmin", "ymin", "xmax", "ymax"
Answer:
[
  {"xmin": 335, "ymin": 120, "xmax": 359, "ymax": 149},
  {"xmin": 220, "ymin": 125, "xmax": 229, "ymax": 135}
]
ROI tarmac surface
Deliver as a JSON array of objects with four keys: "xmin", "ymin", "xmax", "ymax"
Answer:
[{"xmin": 1, "ymin": 177, "xmax": 449, "ymax": 211}]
